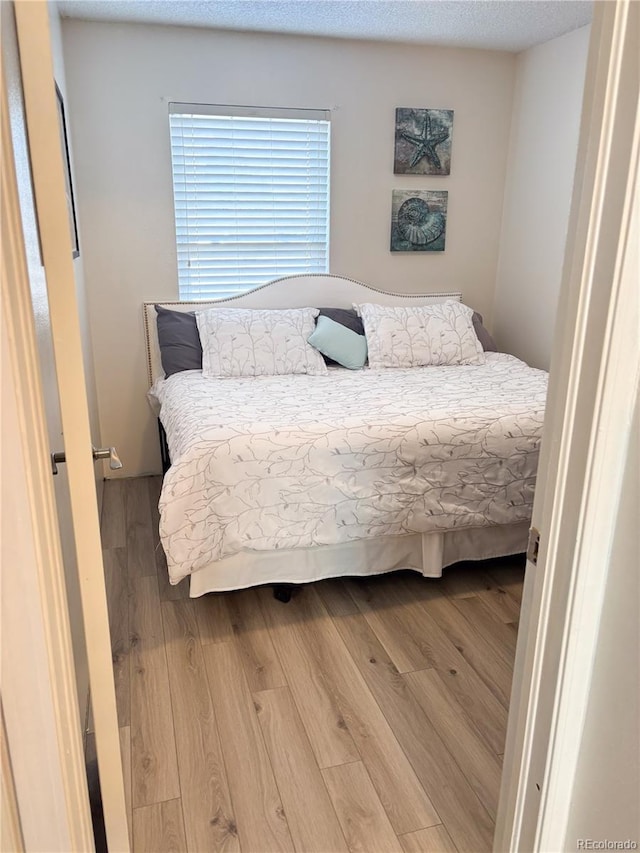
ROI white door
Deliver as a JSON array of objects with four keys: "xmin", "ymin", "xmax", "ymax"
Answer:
[
  {"xmin": 4, "ymin": 2, "xmax": 130, "ymax": 849},
  {"xmin": 1, "ymin": 0, "xmax": 91, "ymax": 727}
]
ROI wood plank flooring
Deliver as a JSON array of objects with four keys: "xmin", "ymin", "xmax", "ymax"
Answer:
[{"xmin": 101, "ymin": 477, "xmax": 525, "ymax": 853}]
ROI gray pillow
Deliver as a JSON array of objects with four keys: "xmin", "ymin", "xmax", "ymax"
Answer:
[
  {"xmin": 155, "ymin": 304, "xmax": 202, "ymax": 377},
  {"xmin": 472, "ymin": 311, "xmax": 497, "ymax": 352},
  {"xmin": 317, "ymin": 307, "xmax": 365, "ymax": 336}
]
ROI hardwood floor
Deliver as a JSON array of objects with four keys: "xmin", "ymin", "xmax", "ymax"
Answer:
[{"xmin": 101, "ymin": 477, "xmax": 525, "ymax": 853}]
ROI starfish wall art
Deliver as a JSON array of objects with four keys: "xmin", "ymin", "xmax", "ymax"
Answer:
[{"xmin": 394, "ymin": 108, "xmax": 454, "ymax": 176}]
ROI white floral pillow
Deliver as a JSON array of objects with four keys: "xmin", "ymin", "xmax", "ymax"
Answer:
[
  {"xmin": 196, "ymin": 307, "xmax": 328, "ymax": 378},
  {"xmin": 356, "ymin": 301, "xmax": 485, "ymax": 369}
]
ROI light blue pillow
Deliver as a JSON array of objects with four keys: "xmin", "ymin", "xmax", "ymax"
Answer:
[{"xmin": 307, "ymin": 315, "xmax": 368, "ymax": 370}]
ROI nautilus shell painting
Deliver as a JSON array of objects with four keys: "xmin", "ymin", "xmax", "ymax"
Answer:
[
  {"xmin": 394, "ymin": 108, "xmax": 454, "ymax": 176},
  {"xmin": 390, "ymin": 190, "xmax": 448, "ymax": 252}
]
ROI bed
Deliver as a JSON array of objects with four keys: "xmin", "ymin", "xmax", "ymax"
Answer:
[{"xmin": 144, "ymin": 274, "xmax": 547, "ymax": 597}]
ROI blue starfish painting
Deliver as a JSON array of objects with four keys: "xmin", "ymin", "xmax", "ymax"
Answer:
[{"xmin": 394, "ymin": 108, "xmax": 454, "ymax": 175}]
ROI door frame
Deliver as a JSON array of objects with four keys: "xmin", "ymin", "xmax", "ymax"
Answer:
[
  {"xmin": 1, "ymin": 60, "xmax": 94, "ymax": 851},
  {"xmin": 495, "ymin": 1, "xmax": 639, "ymax": 849}
]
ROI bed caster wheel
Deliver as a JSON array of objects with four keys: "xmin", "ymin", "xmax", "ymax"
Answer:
[{"xmin": 273, "ymin": 585, "xmax": 293, "ymax": 603}]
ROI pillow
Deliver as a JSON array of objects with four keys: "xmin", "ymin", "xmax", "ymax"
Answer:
[
  {"xmin": 472, "ymin": 311, "xmax": 498, "ymax": 352},
  {"xmin": 317, "ymin": 307, "xmax": 365, "ymax": 336},
  {"xmin": 196, "ymin": 307, "xmax": 328, "ymax": 378},
  {"xmin": 155, "ymin": 305, "xmax": 202, "ymax": 377},
  {"xmin": 356, "ymin": 301, "xmax": 485, "ymax": 369},
  {"xmin": 308, "ymin": 315, "xmax": 368, "ymax": 370},
  {"xmin": 316, "ymin": 308, "xmax": 365, "ymax": 365}
]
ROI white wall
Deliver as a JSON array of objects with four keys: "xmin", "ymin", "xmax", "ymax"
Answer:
[
  {"xmin": 493, "ymin": 26, "xmax": 590, "ymax": 370},
  {"xmin": 61, "ymin": 20, "xmax": 516, "ymax": 476}
]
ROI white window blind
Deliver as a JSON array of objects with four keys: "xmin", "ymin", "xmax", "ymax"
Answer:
[{"xmin": 169, "ymin": 104, "xmax": 330, "ymax": 300}]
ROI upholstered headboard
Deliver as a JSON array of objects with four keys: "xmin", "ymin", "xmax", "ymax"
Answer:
[{"xmin": 143, "ymin": 273, "xmax": 462, "ymax": 386}]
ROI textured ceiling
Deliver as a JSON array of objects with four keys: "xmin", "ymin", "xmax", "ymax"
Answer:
[{"xmin": 57, "ymin": 0, "xmax": 592, "ymax": 52}]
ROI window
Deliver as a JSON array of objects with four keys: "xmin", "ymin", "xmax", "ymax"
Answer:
[{"xmin": 169, "ymin": 103, "xmax": 331, "ymax": 300}]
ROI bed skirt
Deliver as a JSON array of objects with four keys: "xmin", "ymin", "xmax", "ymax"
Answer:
[{"xmin": 188, "ymin": 521, "xmax": 529, "ymax": 597}]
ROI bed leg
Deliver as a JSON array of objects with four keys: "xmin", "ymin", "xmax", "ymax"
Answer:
[{"xmin": 273, "ymin": 584, "xmax": 293, "ymax": 603}]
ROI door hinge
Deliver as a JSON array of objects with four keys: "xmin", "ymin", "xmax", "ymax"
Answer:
[
  {"xmin": 527, "ymin": 527, "xmax": 540, "ymax": 565},
  {"xmin": 51, "ymin": 450, "xmax": 66, "ymax": 475}
]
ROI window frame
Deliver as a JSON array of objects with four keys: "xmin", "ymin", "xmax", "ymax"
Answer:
[{"xmin": 168, "ymin": 102, "xmax": 331, "ymax": 301}]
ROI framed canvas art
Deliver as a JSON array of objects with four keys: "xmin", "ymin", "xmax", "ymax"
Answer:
[
  {"xmin": 390, "ymin": 190, "xmax": 448, "ymax": 252},
  {"xmin": 394, "ymin": 108, "xmax": 454, "ymax": 176},
  {"xmin": 55, "ymin": 83, "xmax": 80, "ymax": 258}
]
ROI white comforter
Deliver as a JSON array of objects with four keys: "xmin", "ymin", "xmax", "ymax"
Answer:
[{"xmin": 154, "ymin": 354, "xmax": 547, "ymax": 583}]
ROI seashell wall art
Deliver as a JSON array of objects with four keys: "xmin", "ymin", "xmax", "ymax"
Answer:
[{"xmin": 390, "ymin": 190, "xmax": 448, "ymax": 252}]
